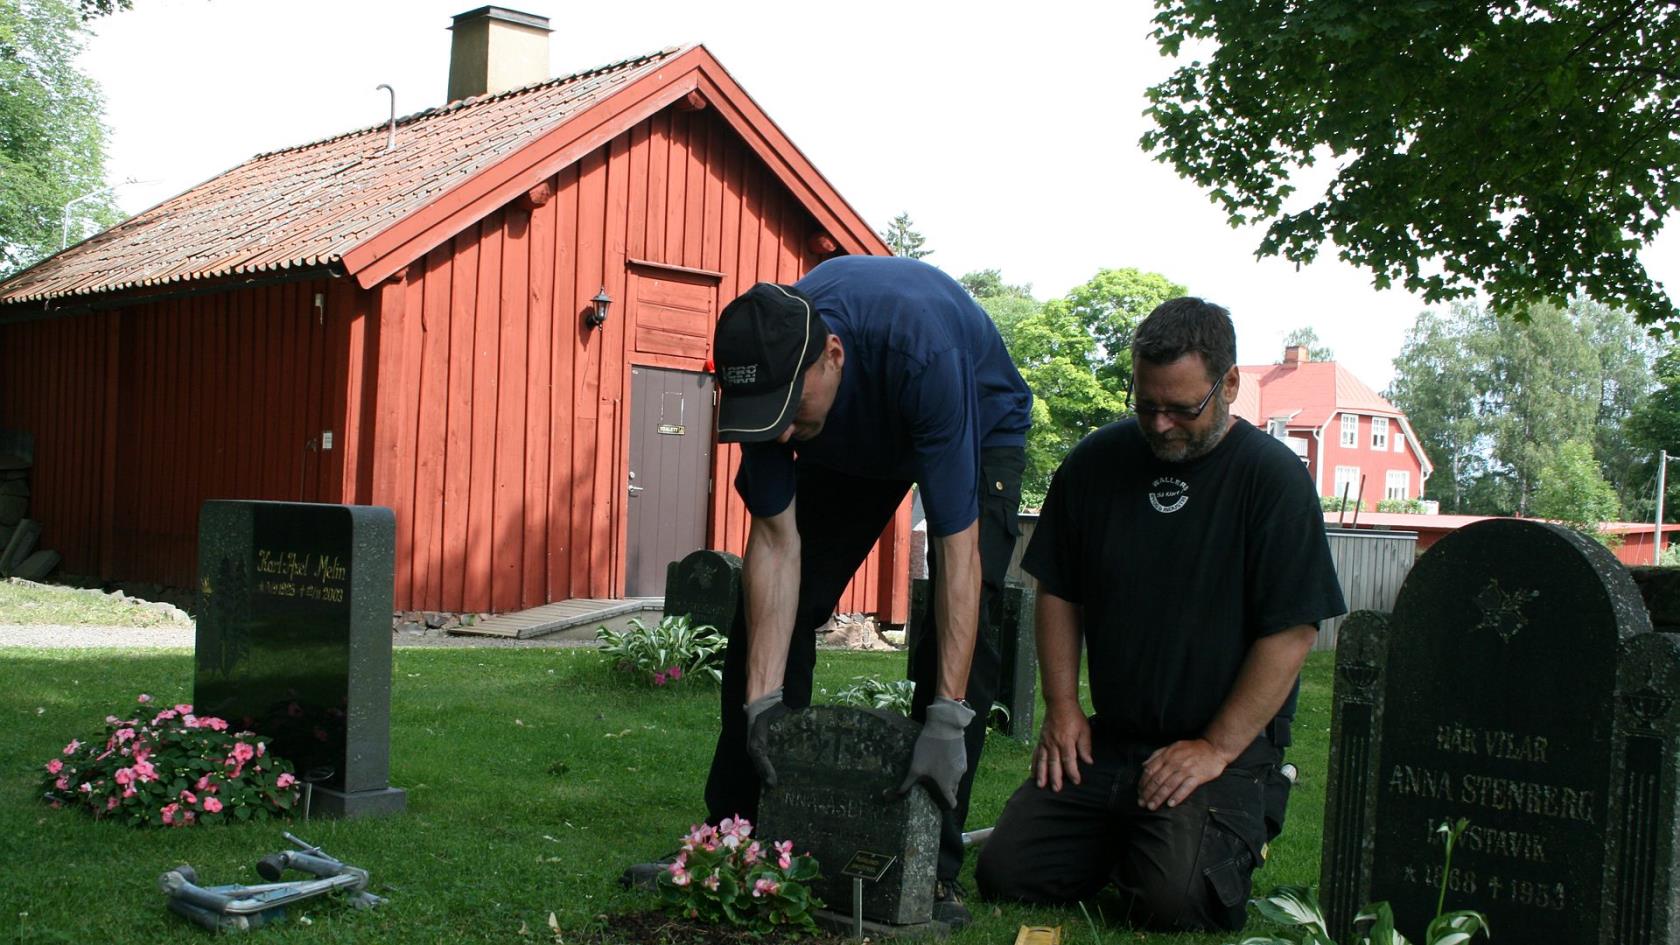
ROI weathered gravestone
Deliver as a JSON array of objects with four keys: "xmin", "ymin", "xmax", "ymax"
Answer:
[
  {"xmin": 1322, "ymin": 519, "xmax": 1680, "ymax": 944},
  {"xmin": 663, "ymin": 548, "xmax": 743, "ymax": 634},
  {"xmin": 908, "ymin": 577, "xmax": 1037, "ymax": 743},
  {"xmin": 757, "ymin": 705, "xmax": 943, "ymax": 936},
  {"xmin": 194, "ymin": 500, "xmax": 405, "ymax": 818}
]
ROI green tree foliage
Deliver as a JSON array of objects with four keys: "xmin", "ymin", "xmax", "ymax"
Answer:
[
  {"xmin": 1387, "ymin": 297, "xmax": 1655, "ymax": 517},
  {"xmin": 77, "ymin": 0, "xmax": 128, "ymax": 18},
  {"xmin": 1532, "ymin": 439, "xmax": 1623, "ymax": 541},
  {"xmin": 1282, "ymin": 326, "xmax": 1334, "ymax": 362},
  {"xmin": 1628, "ymin": 348, "xmax": 1680, "ymax": 521},
  {"xmin": 0, "ymin": 0, "xmax": 118, "ymax": 276},
  {"xmin": 879, "ymin": 212, "xmax": 930, "ymax": 259},
  {"xmin": 1142, "ymin": 1, "xmax": 1680, "ymax": 329},
  {"xmin": 961, "ymin": 267, "xmax": 1185, "ymax": 504}
]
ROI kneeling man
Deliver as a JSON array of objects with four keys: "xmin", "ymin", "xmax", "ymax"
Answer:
[{"xmin": 976, "ymin": 298, "xmax": 1345, "ymax": 932}]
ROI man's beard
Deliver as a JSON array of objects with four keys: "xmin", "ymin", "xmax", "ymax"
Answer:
[{"xmin": 1141, "ymin": 397, "xmax": 1230, "ymax": 463}]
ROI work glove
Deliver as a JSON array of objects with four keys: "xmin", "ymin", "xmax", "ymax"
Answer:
[
  {"xmin": 744, "ymin": 688, "xmax": 791, "ymax": 787},
  {"xmin": 895, "ymin": 697, "xmax": 976, "ymax": 809}
]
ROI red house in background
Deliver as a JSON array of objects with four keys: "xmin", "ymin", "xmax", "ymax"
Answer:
[
  {"xmin": 1233, "ymin": 345, "xmax": 1433, "ymax": 505},
  {"xmin": 0, "ymin": 10, "xmax": 909, "ymax": 619}
]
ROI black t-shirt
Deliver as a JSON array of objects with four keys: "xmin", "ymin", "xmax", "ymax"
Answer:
[{"xmin": 1021, "ymin": 417, "xmax": 1346, "ymax": 746}]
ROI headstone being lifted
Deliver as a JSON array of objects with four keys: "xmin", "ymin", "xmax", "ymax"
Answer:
[
  {"xmin": 757, "ymin": 705, "xmax": 945, "ymax": 937},
  {"xmin": 194, "ymin": 500, "xmax": 405, "ymax": 819},
  {"xmin": 1322, "ymin": 519, "xmax": 1680, "ymax": 944}
]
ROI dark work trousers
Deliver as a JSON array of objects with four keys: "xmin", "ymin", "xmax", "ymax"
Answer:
[
  {"xmin": 704, "ymin": 446, "xmax": 1025, "ymax": 884},
  {"xmin": 975, "ymin": 731, "xmax": 1281, "ymax": 933}
]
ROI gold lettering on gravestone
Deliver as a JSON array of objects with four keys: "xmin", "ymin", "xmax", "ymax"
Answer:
[{"xmin": 253, "ymin": 549, "xmax": 349, "ymax": 603}]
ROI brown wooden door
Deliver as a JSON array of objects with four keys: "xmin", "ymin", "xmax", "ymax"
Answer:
[{"xmin": 627, "ymin": 366, "xmax": 714, "ymax": 596}]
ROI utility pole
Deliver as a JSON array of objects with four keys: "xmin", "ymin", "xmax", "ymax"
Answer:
[{"xmin": 1658, "ymin": 450, "xmax": 1672, "ymax": 566}]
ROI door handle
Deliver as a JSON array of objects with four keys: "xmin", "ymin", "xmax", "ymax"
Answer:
[{"xmin": 628, "ymin": 484, "xmax": 644, "ymax": 495}]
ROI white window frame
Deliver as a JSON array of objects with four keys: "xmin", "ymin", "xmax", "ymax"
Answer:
[
  {"xmin": 1267, "ymin": 417, "xmax": 1289, "ymax": 439},
  {"xmin": 1340, "ymin": 413, "xmax": 1358, "ymax": 447},
  {"xmin": 1334, "ymin": 465, "xmax": 1362, "ymax": 502},
  {"xmin": 1386, "ymin": 470, "xmax": 1410, "ymax": 501},
  {"xmin": 1394, "ymin": 428, "xmax": 1406, "ymax": 453},
  {"xmin": 1371, "ymin": 416, "xmax": 1389, "ymax": 451}
]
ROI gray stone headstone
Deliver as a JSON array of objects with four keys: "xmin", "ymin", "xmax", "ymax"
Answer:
[
  {"xmin": 1322, "ymin": 519, "xmax": 1680, "ymax": 944},
  {"xmin": 757, "ymin": 705, "xmax": 940, "ymax": 929},
  {"xmin": 663, "ymin": 549, "xmax": 742, "ymax": 634},
  {"xmin": 0, "ymin": 518, "xmax": 41, "ymax": 577},
  {"xmin": 193, "ymin": 500, "xmax": 404, "ymax": 819},
  {"xmin": 909, "ymin": 577, "xmax": 1037, "ymax": 743},
  {"xmin": 12, "ymin": 549, "xmax": 59, "ymax": 581}
]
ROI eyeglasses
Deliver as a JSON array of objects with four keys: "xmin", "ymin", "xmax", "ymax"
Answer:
[{"xmin": 1125, "ymin": 376, "xmax": 1223, "ymax": 421}]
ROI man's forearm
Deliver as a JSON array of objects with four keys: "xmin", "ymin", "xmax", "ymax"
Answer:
[
  {"xmin": 1036, "ymin": 588, "xmax": 1083, "ymax": 713},
  {"xmin": 930, "ymin": 521, "xmax": 981, "ymax": 700},
  {"xmin": 742, "ymin": 512, "xmax": 801, "ymax": 703},
  {"xmin": 1201, "ymin": 625, "xmax": 1318, "ymax": 761}
]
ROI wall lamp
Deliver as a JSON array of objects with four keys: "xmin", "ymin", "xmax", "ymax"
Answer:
[{"xmin": 586, "ymin": 287, "xmax": 612, "ymax": 329}]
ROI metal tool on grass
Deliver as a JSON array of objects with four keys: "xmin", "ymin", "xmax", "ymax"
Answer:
[{"xmin": 158, "ymin": 833, "xmax": 384, "ymax": 932}]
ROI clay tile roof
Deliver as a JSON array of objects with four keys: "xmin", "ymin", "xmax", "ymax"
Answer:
[{"xmin": 0, "ymin": 46, "xmax": 688, "ymax": 306}]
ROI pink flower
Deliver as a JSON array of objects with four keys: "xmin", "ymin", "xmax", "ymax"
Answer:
[
  {"xmin": 743, "ymin": 841, "xmax": 762, "ymax": 864},
  {"xmin": 667, "ymin": 855, "xmax": 691, "ymax": 886},
  {"xmin": 132, "ymin": 759, "xmax": 157, "ymax": 782},
  {"xmin": 174, "ymin": 703, "xmax": 193, "ymax": 715},
  {"xmin": 197, "ymin": 716, "xmax": 228, "ymax": 731},
  {"xmin": 54, "ymin": 777, "xmax": 69, "ymax": 791},
  {"xmin": 152, "ymin": 709, "xmax": 177, "ymax": 723},
  {"xmin": 181, "ymin": 714, "xmax": 198, "ymax": 727},
  {"xmin": 179, "ymin": 790, "xmax": 197, "ymax": 805},
  {"xmin": 195, "ymin": 775, "xmax": 212, "ymax": 791},
  {"xmin": 255, "ymin": 741, "xmax": 266, "ymax": 757},
  {"xmin": 161, "ymin": 802, "xmax": 180, "ymax": 825},
  {"xmin": 753, "ymin": 878, "xmax": 780, "ymax": 898},
  {"xmin": 62, "ymin": 739, "xmax": 81, "ymax": 756},
  {"xmin": 667, "ymin": 665, "xmax": 683, "ymax": 681},
  {"xmin": 105, "ymin": 715, "xmax": 120, "ymax": 724},
  {"xmin": 78, "ymin": 782, "xmax": 92, "ymax": 793},
  {"xmin": 136, "ymin": 694, "xmax": 152, "ymax": 704},
  {"xmin": 276, "ymin": 772, "xmax": 296, "ymax": 789},
  {"xmin": 114, "ymin": 768, "xmax": 134, "ymax": 786},
  {"xmin": 775, "ymin": 840, "xmax": 794, "ymax": 870},
  {"xmin": 652, "ymin": 670, "xmax": 667, "ymax": 687},
  {"xmin": 202, "ymin": 797, "xmax": 223, "ymax": 813},
  {"xmin": 183, "ymin": 810, "xmax": 197, "ymax": 825},
  {"xmin": 45, "ymin": 759, "xmax": 62, "ymax": 774},
  {"xmin": 122, "ymin": 786, "xmax": 136, "ymax": 799},
  {"xmin": 230, "ymin": 742, "xmax": 255, "ymax": 764},
  {"xmin": 703, "ymin": 873, "xmax": 720, "ymax": 891},
  {"xmin": 106, "ymin": 796, "xmax": 119, "ymax": 811}
]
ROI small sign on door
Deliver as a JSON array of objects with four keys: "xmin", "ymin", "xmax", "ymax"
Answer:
[{"xmin": 657, "ymin": 424, "xmax": 685, "ymax": 435}]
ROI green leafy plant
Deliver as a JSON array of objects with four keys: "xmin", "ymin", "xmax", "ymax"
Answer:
[
  {"xmin": 1376, "ymin": 499, "xmax": 1427, "ymax": 515},
  {"xmin": 1321, "ymin": 495, "xmax": 1368, "ymax": 514},
  {"xmin": 39, "ymin": 693, "xmax": 300, "ymax": 827},
  {"xmin": 657, "ymin": 816, "xmax": 823, "ymax": 934},
  {"xmin": 1233, "ymin": 819, "xmax": 1489, "ymax": 945},
  {"xmin": 831, "ymin": 675, "xmax": 917, "ymax": 714},
  {"xmin": 596, "ymin": 614, "xmax": 725, "ymax": 686}
]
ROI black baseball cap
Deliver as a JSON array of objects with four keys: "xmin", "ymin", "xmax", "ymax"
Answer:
[{"xmin": 713, "ymin": 283, "xmax": 828, "ymax": 443}]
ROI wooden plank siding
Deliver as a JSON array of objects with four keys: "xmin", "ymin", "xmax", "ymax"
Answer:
[
  {"xmin": 1318, "ymin": 528, "xmax": 1418, "ymax": 650},
  {"xmin": 356, "ymin": 104, "xmax": 907, "ymax": 617},
  {"xmin": 0, "ymin": 102, "xmax": 908, "ymax": 621}
]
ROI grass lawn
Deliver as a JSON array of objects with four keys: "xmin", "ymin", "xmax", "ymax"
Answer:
[
  {"xmin": 0, "ymin": 645, "xmax": 1332, "ymax": 944},
  {"xmin": 0, "ymin": 579, "xmax": 188, "ymax": 627}
]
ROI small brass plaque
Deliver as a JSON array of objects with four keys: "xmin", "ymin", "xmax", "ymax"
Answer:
[
  {"xmin": 657, "ymin": 424, "xmax": 685, "ymax": 436},
  {"xmin": 839, "ymin": 850, "xmax": 896, "ymax": 882}
]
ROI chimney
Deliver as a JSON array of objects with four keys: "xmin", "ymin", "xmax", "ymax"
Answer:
[
  {"xmin": 447, "ymin": 6, "xmax": 553, "ymax": 103},
  {"xmin": 1283, "ymin": 344, "xmax": 1310, "ymax": 367}
]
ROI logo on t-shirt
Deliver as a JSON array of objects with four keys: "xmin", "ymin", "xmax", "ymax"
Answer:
[{"xmin": 1149, "ymin": 476, "xmax": 1189, "ymax": 514}]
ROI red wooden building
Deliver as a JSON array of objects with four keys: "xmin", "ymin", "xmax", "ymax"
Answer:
[{"xmin": 0, "ymin": 12, "xmax": 910, "ymax": 619}]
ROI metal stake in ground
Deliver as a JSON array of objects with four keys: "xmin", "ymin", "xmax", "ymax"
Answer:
[{"xmin": 840, "ymin": 851, "xmax": 896, "ymax": 941}]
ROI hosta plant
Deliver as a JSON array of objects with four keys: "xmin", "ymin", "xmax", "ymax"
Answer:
[
  {"xmin": 657, "ymin": 816, "xmax": 823, "ymax": 934},
  {"xmin": 831, "ymin": 675, "xmax": 917, "ymax": 714},
  {"xmin": 40, "ymin": 693, "xmax": 301, "ymax": 827},
  {"xmin": 1233, "ymin": 819, "xmax": 1489, "ymax": 945},
  {"xmin": 597, "ymin": 614, "xmax": 726, "ymax": 686}
]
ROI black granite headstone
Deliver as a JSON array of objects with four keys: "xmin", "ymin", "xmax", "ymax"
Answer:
[
  {"xmin": 757, "ymin": 706, "xmax": 940, "ymax": 931},
  {"xmin": 909, "ymin": 577, "xmax": 1037, "ymax": 743},
  {"xmin": 194, "ymin": 501, "xmax": 404, "ymax": 818},
  {"xmin": 1322, "ymin": 519, "xmax": 1680, "ymax": 944},
  {"xmin": 663, "ymin": 549, "xmax": 742, "ymax": 635}
]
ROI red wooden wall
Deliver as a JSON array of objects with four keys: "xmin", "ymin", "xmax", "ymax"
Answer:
[{"xmin": 0, "ymin": 100, "xmax": 907, "ymax": 620}]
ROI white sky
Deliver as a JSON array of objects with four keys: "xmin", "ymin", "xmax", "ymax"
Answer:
[{"xmin": 79, "ymin": 0, "xmax": 1679, "ymax": 390}]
